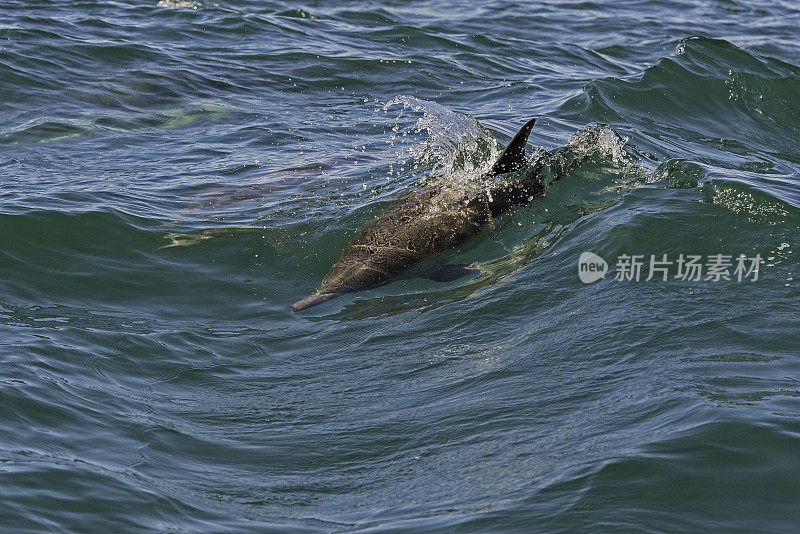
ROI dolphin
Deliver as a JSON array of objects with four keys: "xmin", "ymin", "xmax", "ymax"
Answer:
[{"xmin": 292, "ymin": 118, "xmax": 594, "ymax": 311}]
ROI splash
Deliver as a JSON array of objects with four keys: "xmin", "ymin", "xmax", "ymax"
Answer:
[
  {"xmin": 567, "ymin": 124, "xmax": 629, "ymax": 165},
  {"xmin": 703, "ymin": 184, "xmax": 790, "ymax": 224},
  {"xmin": 384, "ymin": 95, "xmax": 500, "ymax": 179},
  {"xmin": 383, "ymin": 98, "xmax": 636, "ymax": 215},
  {"xmin": 156, "ymin": 0, "xmax": 201, "ymax": 8},
  {"xmin": 384, "ymin": 95, "xmax": 504, "ymax": 213},
  {"xmin": 156, "ymin": 0, "xmax": 202, "ymax": 9}
]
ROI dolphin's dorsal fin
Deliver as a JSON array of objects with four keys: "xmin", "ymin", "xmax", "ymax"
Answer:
[{"xmin": 488, "ymin": 117, "xmax": 537, "ymax": 177}]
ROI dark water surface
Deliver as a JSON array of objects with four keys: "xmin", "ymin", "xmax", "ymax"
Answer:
[{"xmin": 2, "ymin": 0, "xmax": 800, "ymax": 531}]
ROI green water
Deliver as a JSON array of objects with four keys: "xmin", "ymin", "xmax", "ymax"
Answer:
[{"xmin": 1, "ymin": 0, "xmax": 799, "ymax": 531}]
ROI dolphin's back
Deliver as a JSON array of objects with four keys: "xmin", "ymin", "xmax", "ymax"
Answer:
[
  {"xmin": 291, "ymin": 117, "xmax": 568, "ymax": 312},
  {"xmin": 314, "ymin": 189, "xmax": 488, "ymax": 295}
]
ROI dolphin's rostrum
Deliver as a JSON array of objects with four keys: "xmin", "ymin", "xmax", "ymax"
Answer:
[{"xmin": 292, "ymin": 118, "xmax": 594, "ymax": 311}]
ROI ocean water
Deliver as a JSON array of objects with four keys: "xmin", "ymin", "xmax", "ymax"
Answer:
[{"xmin": 1, "ymin": 0, "xmax": 799, "ymax": 531}]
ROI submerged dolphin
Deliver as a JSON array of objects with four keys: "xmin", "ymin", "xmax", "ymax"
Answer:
[{"xmin": 292, "ymin": 118, "xmax": 594, "ymax": 311}]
